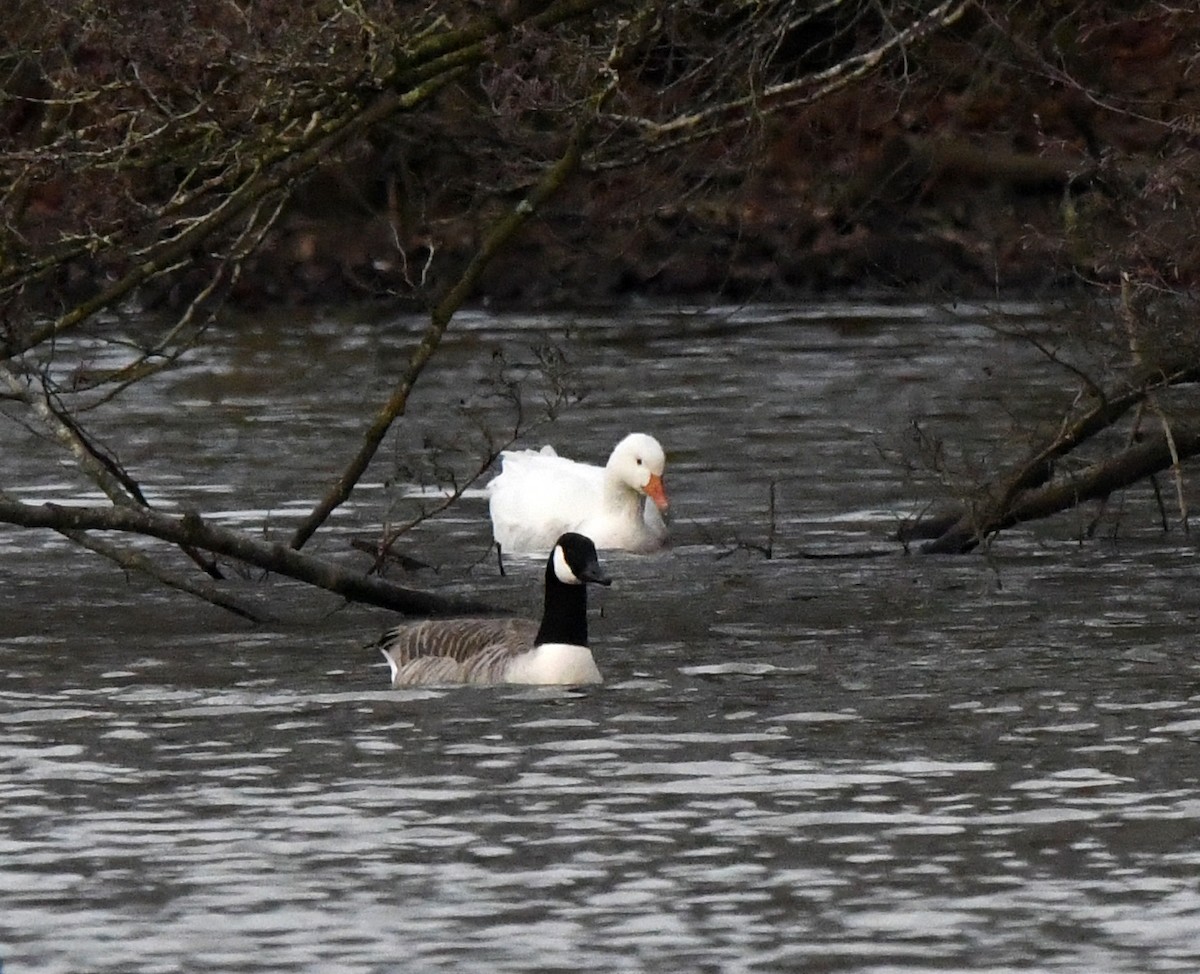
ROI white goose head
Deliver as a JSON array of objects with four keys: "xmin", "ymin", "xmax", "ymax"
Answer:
[{"xmin": 606, "ymin": 433, "xmax": 669, "ymax": 514}]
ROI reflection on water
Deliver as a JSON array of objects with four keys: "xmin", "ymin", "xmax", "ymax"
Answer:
[{"xmin": 3, "ymin": 303, "xmax": 1200, "ymax": 972}]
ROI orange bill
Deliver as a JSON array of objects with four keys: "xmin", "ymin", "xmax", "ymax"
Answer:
[{"xmin": 643, "ymin": 472, "xmax": 669, "ymax": 512}]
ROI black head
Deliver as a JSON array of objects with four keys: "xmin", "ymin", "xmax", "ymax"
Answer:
[
  {"xmin": 535, "ymin": 533, "xmax": 610, "ymax": 647},
  {"xmin": 549, "ymin": 532, "xmax": 612, "ymax": 587}
]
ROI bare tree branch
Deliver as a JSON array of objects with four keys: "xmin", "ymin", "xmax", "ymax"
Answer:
[
  {"xmin": 288, "ymin": 10, "xmax": 644, "ymax": 550},
  {"xmin": 0, "ymin": 493, "xmax": 497, "ymax": 616},
  {"xmin": 970, "ymin": 426, "xmax": 1200, "ymax": 543},
  {"xmin": 602, "ymin": 0, "xmax": 972, "ymax": 156},
  {"xmin": 57, "ymin": 528, "xmax": 268, "ymax": 623},
  {"xmin": 916, "ymin": 353, "xmax": 1200, "ymax": 553}
]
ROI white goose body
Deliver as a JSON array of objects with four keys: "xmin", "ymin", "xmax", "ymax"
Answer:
[
  {"xmin": 379, "ymin": 534, "xmax": 610, "ymax": 687},
  {"xmin": 487, "ymin": 433, "xmax": 670, "ymax": 554}
]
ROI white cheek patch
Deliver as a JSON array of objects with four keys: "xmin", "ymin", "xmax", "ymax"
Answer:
[{"xmin": 553, "ymin": 545, "xmax": 581, "ymax": 584}]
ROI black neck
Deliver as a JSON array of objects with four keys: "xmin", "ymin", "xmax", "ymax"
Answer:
[{"xmin": 534, "ymin": 561, "xmax": 589, "ymax": 647}]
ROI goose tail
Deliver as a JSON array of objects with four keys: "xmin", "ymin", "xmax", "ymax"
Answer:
[{"xmin": 379, "ymin": 646, "xmax": 400, "ymax": 684}]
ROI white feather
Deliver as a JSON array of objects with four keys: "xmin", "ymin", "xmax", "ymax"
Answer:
[
  {"xmin": 488, "ymin": 433, "xmax": 669, "ymax": 553},
  {"xmin": 552, "ymin": 544, "xmax": 580, "ymax": 584},
  {"xmin": 503, "ymin": 643, "xmax": 602, "ymax": 685}
]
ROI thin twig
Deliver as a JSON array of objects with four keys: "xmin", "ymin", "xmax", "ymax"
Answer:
[
  {"xmin": 289, "ymin": 16, "xmax": 639, "ymax": 550},
  {"xmin": 60, "ymin": 528, "xmax": 269, "ymax": 622}
]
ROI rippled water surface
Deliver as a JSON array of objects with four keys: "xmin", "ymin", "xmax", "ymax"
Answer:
[{"xmin": 4, "ymin": 302, "xmax": 1200, "ymax": 972}]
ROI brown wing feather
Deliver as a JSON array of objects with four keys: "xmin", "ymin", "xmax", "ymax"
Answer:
[{"xmin": 379, "ymin": 617, "xmax": 538, "ymax": 685}]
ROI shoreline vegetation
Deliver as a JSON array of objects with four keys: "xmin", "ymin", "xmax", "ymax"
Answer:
[
  {"xmin": 197, "ymin": 12, "xmax": 1200, "ymax": 312},
  {"xmin": 8, "ymin": 5, "xmax": 1198, "ymax": 317}
]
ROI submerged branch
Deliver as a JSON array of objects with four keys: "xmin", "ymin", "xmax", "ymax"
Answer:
[
  {"xmin": 3, "ymin": 363, "xmax": 227, "ymax": 578},
  {"xmin": 910, "ymin": 357, "xmax": 1200, "ymax": 553},
  {"xmin": 59, "ymin": 528, "xmax": 269, "ymax": 623},
  {"xmin": 920, "ymin": 426, "xmax": 1200, "ymax": 554},
  {"xmin": 0, "ymin": 496, "xmax": 497, "ymax": 617}
]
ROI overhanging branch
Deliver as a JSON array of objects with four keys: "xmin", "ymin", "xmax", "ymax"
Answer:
[
  {"xmin": 287, "ymin": 24, "xmax": 631, "ymax": 550},
  {"xmin": 0, "ymin": 495, "xmax": 497, "ymax": 617}
]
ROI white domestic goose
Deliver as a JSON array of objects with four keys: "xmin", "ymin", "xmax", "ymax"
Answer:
[
  {"xmin": 487, "ymin": 432, "xmax": 669, "ymax": 555},
  {"xmin": 379, "ymin": 533, "xmax": 612, "ymax": 686}
]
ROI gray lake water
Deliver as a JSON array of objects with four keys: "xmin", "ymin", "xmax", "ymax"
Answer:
[{"xmin": 3, "ymin": 302, "xmax": 1200, "ymax": 973}]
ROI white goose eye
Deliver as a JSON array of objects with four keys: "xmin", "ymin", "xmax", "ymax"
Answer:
[{"xmin": 553, "ymin": 544, "xmax": 581, "ymax": 584}]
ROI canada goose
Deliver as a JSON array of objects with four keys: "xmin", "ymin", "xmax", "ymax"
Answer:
[
  {"xmin": 379, "ymin": 533, "xmax": 612, "ymax": 686},
  {"xmin": 487, "ymin": 433, "xmax": 669, "ymax": 555}
]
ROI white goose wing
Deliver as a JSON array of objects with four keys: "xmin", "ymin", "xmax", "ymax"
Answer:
[{"xmin": 487, "ymin": 448, "xmax": 606, "ymax": 552}]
